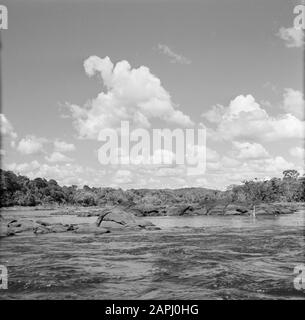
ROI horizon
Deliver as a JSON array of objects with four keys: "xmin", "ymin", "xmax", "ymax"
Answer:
[{"xmin": 1, "ymin": 166, "xmax": 302, "ymax": 192}]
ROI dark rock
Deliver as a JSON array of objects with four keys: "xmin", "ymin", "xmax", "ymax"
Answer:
[
  {"xmin": 136, "ymin": 219, "xmax": 155, "ymax": 228},
  {"xmin": 94, "ymin": 206, "xmax": 160, "ymax": 231},
  {"xmin": 77, "ymin": 212, "xmax": 93, "ymax": 217},
  {"xmin": 144, "ymin": 226, "xmax": 162, "ymax": 231},
  {"xmin": 166, "ymin": 205, "xmax": 193, "ymax": 216},
  {"xmin": 36, "ymin": 220, "xmax": 52, "ymax": 226},
  {"xmin": 131, "ymin": 204, "xmax": 161, "ymax": 216},
  {"xmin": 66, "ymin": 224, "xmax": 78, "ymax": 231},
  {"xmin": 33, "ymin": 225, "xmax": 50, "ymax": 234},
  {"xmin": 7, "ymin": 219, "xmax": 19, "ymax": 226},
  {"xmin": 235, "ymin": 207, "xmax": 249, "ymax": 214}
]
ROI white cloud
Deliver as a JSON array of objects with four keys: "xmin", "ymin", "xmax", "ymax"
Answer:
[
  {"xmin": 232, "ymin": 141, "xmax": 269, "ymax": 159},
  {"xmin": 54, "ymin": 140, "xmax": 75, "ymax": 152},
  {"xmin": 113, "ymin": 169, "xmax": 133, "ymax": 184},
  {"xmin": 277, "ymin": 27, "xmax": 304, "ymax": 48},
  {"xmin": 203, "ymin": 154, "xmax": 300, "ymax": 189},
  {"xmin": 5, "ymin": 161, "xmax": 106, "ymax": 187},
  {"xmin": 6, "ymin": 160, "xmax": 41, "ymax": 174},
  {"xmin": 201, "ymin": 104, "xmax": 225, "ymax": 123},
  {"xmin": 17, "ymin": 135, "xmax": 47, "ymax": 155},
  {"xmin": 282, "ymin": 88, "xmax": 304, "ymax": 119},
  {"xmin": 221, "ymin": 156, "xmax": 241, "ymax": 168},
  {"xmin": 247, "ymin": 156, "xmax": 295, "ymax": 174},
  {"xmin": 45, "ymin": 151, "xmax": 74, "ymax": 163},
  {"xmin": 202, "ymin": 94, "xmax": 304, "ymax": 142},
  {"xmin": 289, "ymin": 146, "xmax": 304, "ymax": 158},
  {"xmin": 157, "ymin": 44, "xmax": 191, "ymax": 64},
  {"xmin": 156, "ymin": 166, "xmax": 185, "ymax": 177},
  {"xmin": 206, "ymin": 147, "xmax": 220, "ymax": 162},
  {"xmin": 0, "ymin": 113, "xmax": 17, "ymax": 140},
  {"xmin": 67, "ymin": 56, "xmax": 193, "ymax": 139}
]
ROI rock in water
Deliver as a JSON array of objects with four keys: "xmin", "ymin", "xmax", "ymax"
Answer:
[
  {"xmin": 166, "ymin": 205, "xmax": 193, "ymax": 216},
  {"xmin": 95, "ymin": 206, "xmax": 160, "ymax": 231},
  {"xmin": 73, "ymin": 224, "xmax": 110, "ymax": 234}
]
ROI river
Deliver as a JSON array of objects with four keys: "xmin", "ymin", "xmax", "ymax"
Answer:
[{"xmin": 0, "ymin": 209, "xmax": 304, "ymax": 299}]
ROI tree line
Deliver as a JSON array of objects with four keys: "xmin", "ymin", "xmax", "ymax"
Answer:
[{"xmin": 0, "ymin": 169, "xmax": 304, "ymax": 207}]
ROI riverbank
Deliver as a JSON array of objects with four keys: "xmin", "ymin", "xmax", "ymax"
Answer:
[
  {"xmin": 2, "ymin": 201, "xmax": 305, "ymax": 215},
  {"xmin": 1, "ymin": 202, "xmax": 304, "ymax": 238}
]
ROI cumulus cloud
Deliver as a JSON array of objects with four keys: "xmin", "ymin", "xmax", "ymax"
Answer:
[
  {"xmin": 17, "ymin": 135, "xmax": 47, "ymax": 155},
  {"xmin": 5, "ymin": 161, "xmax": 106, "ymax": 187},
  {"xmin": 45, "ymin": 151, "xmax": 74, "ymax": 163},
  {"xmin": 206, "ymin": 147, "xmax": 220, "ymax": 162},
  {"xmin": 113, "ymin": 169, "xmax": 133, "ymax": 184},
  {"xmin": 204, "ymin": 154, "xmax": 300, "ymax": 189},
  {"xmin": 282, "ymin": 88, "xmax": 304, "ymax": 119},
  {"xmin": 155, "ymin": 166, "xmax": 185, "ymax": 177},
  {"xmin": 201, "ymin": 104, "xmax": 225, "ymax": 123},
  {"xmin": 54, "ymin": 140, "xmax": 75, "ymax": 153},
  {"xmin": 221, "ymin": 156, "xmax": 241, "ymax": 168},
  {"xmin": 202, "ymin": 94, "xmax": 304, "ymax": 142},
  {"xmin": 0, "ymin": 113, "xmax": 17, "ymax": 140},
  {"xmin": 277, "ymin": 27, "xmax": 304, "ymax": 48},
  {"xmin": 67, "ymin": 56, "xmax": 193, "ymax": 139},
  {"xmin": 289, "ymin": 146, "xmax": 304, "ymax": 158},
  {"xmin": 157, "ymin": 44, "xmax": 191, "ymax": 64},
  {"xmin": 232, "ymin": 141, "xmax": 270, "ymax": 159},
  {"xmin": 6, "ymin": 160, "xmax": 41, "ymax": 174}
]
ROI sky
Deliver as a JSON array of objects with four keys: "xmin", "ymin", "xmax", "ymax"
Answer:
[{"xmin": 0, "ymin": 0, "xmax": 304, "ymax": 190}]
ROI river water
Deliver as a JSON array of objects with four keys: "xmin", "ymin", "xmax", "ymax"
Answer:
[{"xmin": 0, "ymin": 210, "xmax": 304, "ymax": 299}]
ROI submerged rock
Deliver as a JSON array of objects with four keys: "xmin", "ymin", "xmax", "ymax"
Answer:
[
  {"xmin": 192, "ymin": 207, "xmax": 208, "ymax": 215},
  {"xmin": 0, "ymin": 225, "xmax": 14, "ymax": 237},
  {"xmin": 144, "ymin": 226, "xmax": 162, "ymax": 231},
  {"xmin": 253, "ymin": 203, "xmax": 296, "ymax": 215},
  {"xmin": 0, "ymin": 218, "xmax": 39, "ymax": 237},
  {"xmin": 136, "ymin": 219, "xmax": 155, "ymax": 228},
  {"xmin": 73, "ymin": 224, "xmax": 110, "ymax": 234},
  {"xmin": 33, "ymin": 225, "xmax": 51, "ymax": 234},
  {"xmin": 131, "ymin": 204, "xmax": 162, "ymax": 216},
  {"xmin": 36, "ymin": 220, "xmax": 52, "ymax": 227}
]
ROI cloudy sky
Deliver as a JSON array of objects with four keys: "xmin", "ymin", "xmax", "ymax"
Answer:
[{"xmin": 1, "ymin": 0, "xmax": 304, "ymax": 189}]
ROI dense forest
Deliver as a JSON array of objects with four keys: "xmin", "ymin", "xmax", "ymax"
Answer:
[{"xmin": 0, "ymin": 169, "xmax": 304, "ymax": 208}]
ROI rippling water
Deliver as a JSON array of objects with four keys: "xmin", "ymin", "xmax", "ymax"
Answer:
[{"xmin": 0, "ymin": 210, "xmax": 304, "ymax": 300}]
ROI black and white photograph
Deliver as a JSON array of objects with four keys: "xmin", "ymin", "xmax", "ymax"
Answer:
[{"xmin": 0, "ymin": 0, "xmax": 304, "ymax": 303}]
